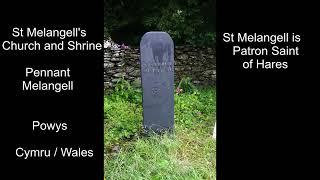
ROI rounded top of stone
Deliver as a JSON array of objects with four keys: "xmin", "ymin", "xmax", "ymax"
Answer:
[{"xmin": 140, "ymin": 31, "xmax": 173, "ymax": 46}]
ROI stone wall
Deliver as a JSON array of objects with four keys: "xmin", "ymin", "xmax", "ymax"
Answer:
[{"xmin": 104, "ymin": 45, "xmax": 216, "ymax": 89}]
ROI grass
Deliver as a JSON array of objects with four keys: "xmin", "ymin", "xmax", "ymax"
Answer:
[{"xmin": 104, "ymin": 86, "xmax": 216, "ymax": 180}]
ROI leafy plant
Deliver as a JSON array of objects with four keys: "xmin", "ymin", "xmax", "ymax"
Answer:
[
  {"xmin": 104, "ymin": 98, "xmax": 142, "ymax": 149},
  {"xmin": 176, "ymin": 77, "xmax": 197, "ymax": 94},
  {"xmin": 104, "ymin": 0, "xmax": 216, "ymax": 46},
  {"xmin": 112, "ymin": 78, "xmax": 142, "ymax": 104},
  {"xmin": 105, "ymin": 81, "xmax": 215, "ymax": 148},
  {"xmin": 104, "ymin": 86, "xmax": 216, "ymax": 179}
]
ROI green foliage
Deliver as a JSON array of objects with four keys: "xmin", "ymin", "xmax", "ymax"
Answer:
[
  {"xmin": 105, "ymin": 0, "xmax": 215, "ymax": 46},
  {"xmin": 174, "ymin": 88, "xmax": 215, "ymax": 128},
  {"xmin": 104, "ymin": 79, "xmax": 215, "ymax": 150},
  {"xmin": 104, "ymin": 98, "xmax": 142, "ymax": 148},
  {"xmin": 105, "ymin": 79, "xmax": 143, "ymax": 149},
  {"xmin": 143, "ymin": 0, "xmax": 215, "ymax": 46},
  {"xmin": 176, "ymin": 77, "xmax": 197, "ymax": 94},
  {"xmin": 105, "ymin": 133, "xmax": 216, "ymax": 179},
  {"xmin": 111, "ymin": 78, "xmax": 142, "ymax": 104},
  {"xmin": 104, "ymin": 79, "xmax": 216, "ymax": 178}
]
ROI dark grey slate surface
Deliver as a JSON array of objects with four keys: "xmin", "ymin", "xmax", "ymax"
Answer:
[{"xmin": 140, "ymin": 32, "xmax": 174, "ymax": 133}]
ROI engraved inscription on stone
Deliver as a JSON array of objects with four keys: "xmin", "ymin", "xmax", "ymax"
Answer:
[
  {"xmin": 141, "ymin": 62, "xmax": 174, "ymax": 73},
  {"xmin": 140, "ymin": 32, "xmax": 174, "ymax": 133}
]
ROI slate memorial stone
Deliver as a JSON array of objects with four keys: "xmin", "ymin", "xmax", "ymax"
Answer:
[{"xmin": 140, "ymin": 32, "xmax": 174, "ymax": 133}]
